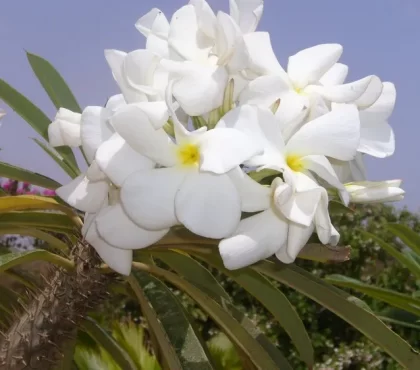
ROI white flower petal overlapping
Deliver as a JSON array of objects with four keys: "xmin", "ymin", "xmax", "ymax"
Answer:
[{"xmin": 47, "ymin": 0, "xmax": 403, "ymax": 275}]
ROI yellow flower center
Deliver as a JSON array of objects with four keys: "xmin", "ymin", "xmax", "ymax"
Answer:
[
  {"xmin": 294, "ymin": 87, "xmax": 307, "ymax": 96},
  {"xmin": 177, "ymin": 142, "xmax": 200, "ymax": 167},
  {"xmin": 286, "ymin": 154, "xmax": 304, "ymax": 172}
]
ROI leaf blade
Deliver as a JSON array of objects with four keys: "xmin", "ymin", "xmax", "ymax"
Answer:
[
  {"xmin": 80, "ymin": 317, "xmax": 137, "ymax": 370},
  {"xmin": 255, "ymin": 261, "xmax": 420, "ymax": 369},
  {"xmin": 129, "ymin": 271, "xmax": 215, "ymax": 370}
]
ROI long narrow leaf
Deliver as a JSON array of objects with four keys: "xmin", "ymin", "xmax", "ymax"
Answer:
[
  {"xmin": 132, "ymin": 262, "xmax": 281, "ymax": 370},
  {"xmin": 151, "ymin": 251, "xmax": 292, "ymax": 369},
  {"xmin": 0, "ymin": 250, "xmax": 73, "ymax": 272},
  {"xmin": 187, "ymin": 252, "xmax": 314, "ymax": 367},
  {"xmin": 80, "ymin": 317, "xmax": 137, "ymax": 370},
  {"xmin": 360, "ymin": 230, "xmax": 420, "ymax": 280},
  {"xmin": 33, "ymin": 138, "xmax": 79, "ymax": 178},
  {"xmin": 0, "ymin": 225, "xmax": 68, "ymax": 252},
  {"xmin": 27, "ymin": 52, "xmax": 81, "ymax": 112},
  {"xmin": 255, "ymin": 261, "xmax": 420, "ymax": 369},
  {"xmin": 130, "ymin": 271, "xmax": 215, "ymax": 370},
  {"xmin": 326, "ymin": 275, "xmax": 420, "ymax": 316},
  {"xmin": 0, "ymin": 78, "xmax": 79, "ymax": 174},
  {"xmin": 0, "ymin": 161, "xmax": 60, "ymax": 189},
  {"xmin": 0, "ymin": 211, "xmax": 77, "ymax": 232},
  {"xmin": 387, "ymin": 223, "xmax": 420, "ymax": 256}
]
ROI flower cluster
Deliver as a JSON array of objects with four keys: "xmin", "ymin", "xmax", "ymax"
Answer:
[
  {"xmin": 47, "ymin": 0, "xmax": 403, "ymax": 275},
  {"xmin": 1, "ymin": 179, "xmax": 56, "ymax": 196}
]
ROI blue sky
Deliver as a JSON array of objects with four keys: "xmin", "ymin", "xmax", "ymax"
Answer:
[{"xmin": 0, "ymin": 0, "xmax": 419, "ymax": 208}]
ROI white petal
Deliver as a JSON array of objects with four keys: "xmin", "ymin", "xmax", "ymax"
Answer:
[
  {"xmin": 136, "ymin": 8, "xmax": 166, "ymax": 37},
  {"xmin": 176, "ymin": 172, "xmax": 241, "ymax": 238},
  {"xmin": 104, "ymin": 49, "xmax": 148, "ymax": 103},
  {"xmin": 277, "ymin": 222, "xmax": 314, "ymax": 263},
  {"xmin": 48, "ymin": 119, "xmax": 81, "ymax": 147},
  {"xmin": 359, "ymin": 82, "xmax": 396, "ymax": 122},
  {"xmin": 302, "ymin": 155, "xmax": 344, "ymax": 190},
  {"xmin": 56, "ymin": 175, "xmax": 108, "ymax": 213},
  {"xmin": 83, "ymin": 214, "xmax": 132, "ymax": 275},
  {"xmin": 238, "ymin": 75, "xmax": 292, "ymax": 107},
  {"xmin": 275, "ymin": 186, "xmax": 322, "ymax": 227},
  {"xmin": 80, "ymin": 107, "xmax": 114, "ymax": 163},
  {"xmin": 215, "ymin": 12, "xmax": 241, "ymax": 64},
  {"xmin": 198, "ymin": 128, "xmax": 262, "ymax": 174},
  {"xmin": 314, "ymin": 194, "xmax": 332, "ymax": 244},
  {"xmin": 123, "ymin": 50, "xmax": 161, "ymax": 96},
  {"xmin": 219, "ymin": 208, "xmax": 287, "ymax": 270},
  {"xmin": 359, "ymin": 121, "xmax": 395, "ymax": 158},
  {"xmin": 189, "ymin": 0, "xmax": 217, "ymax": 39},
  {"xmin": 228, "ymin": 167, "xmax": 271, "ymax": 212},
  {"xmin": 286, "ymin": 104, "xmax": 360, "ymax": 161},
  {"xmin": 96, "ymin": 203, "xmax": 168, "ymax": 250},
  {"xmin": 308, "ymin": 75, "xmax": 379, "ymax": 104},
  {"xmin": 106, "ymin": 94, "xmax": 126, "ymax": 112},
  {"xmin": 96, "ymin": 133, "xmax": 155, "ymax": 187},
  {"xmin": 110, "ymin": 104, "xmax": 176, "ymax": 167},
  {"xmin": 136, "ymin": 8, "xmax": 170, "ymax": 57},
  {"xmin": 353, "ymin": 76, "xmax": 383, "ymax": 108},
  {"xmin": 134, "ymin": 101, "xmax": 169, "ymax": 129},
  {"xmin": 319, "ymin": 63, "xmax": 348, "ymax": 86},
  {"xmin": 288, "ymin": 44, "xmax": 343, "ymax": 89},
  {"xmin": 229, "ymin": 0, "xmax": 264, "ymax": 33},
  {"xmin": 216, "ymin": 105, "xmax": 285, "ymax": 166},
  {"xmin": 162, "ymin": 60, "xmax": 228, "ymax": 116},
  {"xmin": 86, "ymin": 161, "xmax": 107, "ymax": 182},
  {"xmin": 121, "ymin": 168, "xmax": 186, "ymax": 230},
  {"xmin": 240, "ymin": 32, "xmax": 288, "ymax": 77},
  {"xmin": 48, "ymin": 108, "xmax": 82, "ymax": 147},
  {"xmin": 168, "ymin": 5, "xmax": 213, "ymax": 62}
]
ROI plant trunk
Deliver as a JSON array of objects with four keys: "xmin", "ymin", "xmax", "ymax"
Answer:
[{"xmin": 0, "ymin": 242, "xmax": 112, "ymax": 369}]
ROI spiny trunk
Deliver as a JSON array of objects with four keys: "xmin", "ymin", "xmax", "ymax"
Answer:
[{"xmin": 0, "ymin": 242, "xmax": 112, "ymax": 369}]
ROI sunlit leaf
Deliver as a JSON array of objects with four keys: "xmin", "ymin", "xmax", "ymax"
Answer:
[
  {"xmin": 0, "ymin": 250, "xmax": 73, "ymax": 272},
  {"xmin": 387, "ymin": 223, "xmax": 420, "ymax": 256}
]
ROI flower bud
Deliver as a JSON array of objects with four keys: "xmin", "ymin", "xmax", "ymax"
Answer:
[
  {"xmin": 345, "ymin": 180, "xmax": 404, "ymax": 204},
  {"xmin": 48, "ymin": 108, "xmax": 82, "ymax": 147}
]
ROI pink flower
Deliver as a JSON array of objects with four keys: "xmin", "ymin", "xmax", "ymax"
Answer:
[{"xmin": 42, "ymin": 189, "xmax": 56, "ymax": 196}]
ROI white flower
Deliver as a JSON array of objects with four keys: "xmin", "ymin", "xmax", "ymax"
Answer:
[
  {"xmin": 239, "ymin": 44, "xmax": 382, "ymax": 127},
  {"xmin": 218, "ymin": 103, "xmax": 360, "ymax": 194},
  {"xmin": 345, "ymin": 180, "xmax": 404, "ymax": 204},
  {"xmin": 112, "ymin": 101, "xmax": 262, "ymax": 239},
  {"xmin": 219, "ymin": 173, "xmax": 337, "ymax": 270},
  {"xmin": 48, "ymin": 108, "xmax": 82, "ymax": 147},
  {"xmin": 82, "ymin": 212, "xmax": 133, "ymax": 276}
]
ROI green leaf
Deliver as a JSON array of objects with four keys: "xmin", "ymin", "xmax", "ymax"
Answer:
[
  {"xmin": 359, "ymin": 230, "xmax": 420, "ymax": 280},
  {"xmin": 387, "ymin": 223, "xmax": 420, "ymax": 256},
  {"xmin": 328, "ymin": 200, "xmax": 354, "ymax": 215},
  {"xmin": 153, "ymin": 251, "xmax": 230, "ymax": 301},
  {"xmin": 33, "ymin": 138, "xmax": 79, "ymax": 179},
  {"xmin": 27, "ymin": 52, "xmax": 81, "ymax": 112},
  {"xmin": 150, "ymin": 251, "xmax": 292, "ymax": 370},
  {"xmin": 0, "ymin": 211, "xmax": 76, "ymax": 232},
  {"xmin": 0, "ymin": 250, "xmax": 73, "ymax": 272},
  {"xmin": 254, "ymin": 261, "xmax": 420, "ymax": 369},
  {"xmin": 298, "ymin": 243, "xmax": 351, "ymax": 263},
  {"xmin": 247, "ymin": 169, "xmax": 279, "ymax": 184},
  {"xmin": 0, "ymin": 78, "xmax": 79, "ymax": 175},
  {"xmin": 112, "ymin": 322, "xmax": 161, "ymax": 370},
  {"xmin": 189, "ymin": 252, "xmax": 314, "ymax": 367},
  {"xmin": 132, "ymin": 262, "xmax": 281, "ymax": 370},
  {"xmin": 129, "ymin": 271, "xmax": 215, "ymax": 370},
  {"xmin": 79, "ymin": 317, "xmax": 137, "ymax": 370},
  {"xmin": 0, "ymin": 225, "xmax": 68, "ymax": 252},
  {"xmin": 0, "ymin": 161, "xmax": 61, "ymax": 189},
  {"xmin": 326, "ymin": 274, "xmax": 420, "ymax": 316}
]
